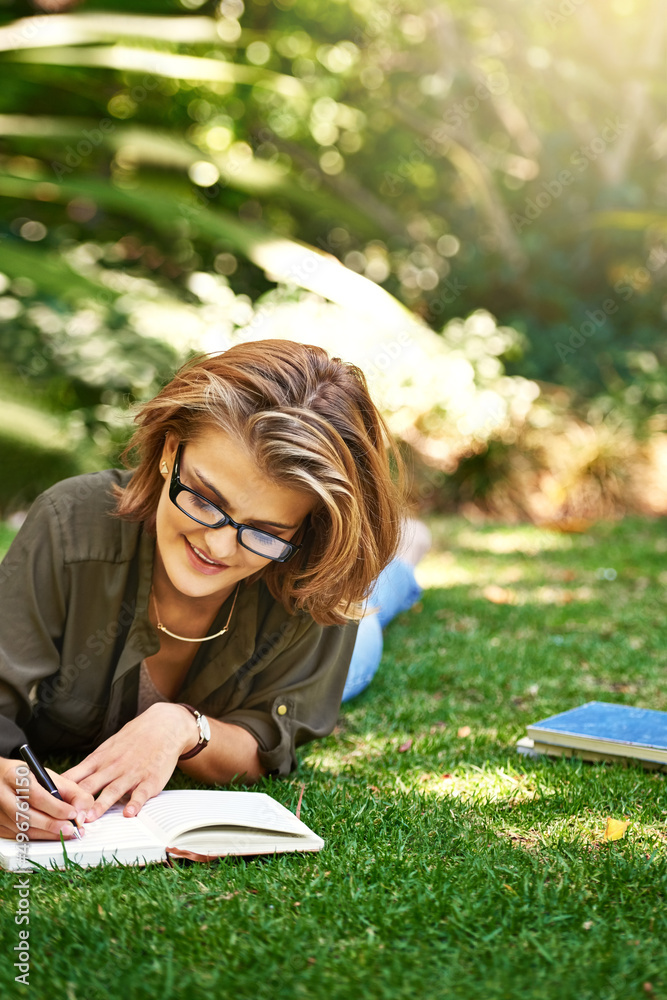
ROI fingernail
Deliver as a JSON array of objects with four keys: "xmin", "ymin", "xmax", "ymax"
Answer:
[
  {"xmin": 125, "ymin": 805, "xmax": 136, "ymax": 817},
  {"xmin": 85, "ymin": 809, "xmax": 96, "ymax": 822},
  {"xmin": 62, "ymin": 823, "xmax": 75, "ymax": 837},
  {"xmin": 77, "ymin": 811, "xmax": 87, "ymax": 827}
]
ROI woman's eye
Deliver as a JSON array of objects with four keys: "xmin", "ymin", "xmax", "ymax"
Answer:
[{"xmin": 191, "ymin": 495, "xmax": 215, "ymax": 512}]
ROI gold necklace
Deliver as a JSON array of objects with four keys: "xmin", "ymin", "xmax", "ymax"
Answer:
[{"xmin": 151, "ymin": 582, "xmax": 240, "ymax": 643}]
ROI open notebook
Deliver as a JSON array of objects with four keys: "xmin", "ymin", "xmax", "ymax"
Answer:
[{"xmin": 0, "ymin": 790, "xmax": 324, "ymax": 871}]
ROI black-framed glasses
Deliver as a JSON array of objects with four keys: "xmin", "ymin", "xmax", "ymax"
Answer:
[{"xmin": 169, "ymin": 443, "xmax": 302, "ymax": 563}]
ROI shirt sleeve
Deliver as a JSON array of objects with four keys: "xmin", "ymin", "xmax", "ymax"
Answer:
[
  {"xmin": 218, "ymin": 615, "xmax": 359, "ymax": 776},
  {"xmin": 0, "ymin": 492, "xmax": 69, "ymax": 757}
]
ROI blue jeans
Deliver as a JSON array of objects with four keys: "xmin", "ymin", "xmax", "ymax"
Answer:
[{"xmin": 341, "ymin": 558, "xmax": 423, "ymax": 702}]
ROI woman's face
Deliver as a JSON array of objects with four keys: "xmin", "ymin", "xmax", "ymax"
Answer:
[{"xmin": 155, "ymin": 426, "xmax": 314, "ymax": 602}]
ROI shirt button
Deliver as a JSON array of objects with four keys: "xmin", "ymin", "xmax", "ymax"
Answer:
[{"xmin": 277, "ymin": 704, "xmax": 287, "ymax": 715}]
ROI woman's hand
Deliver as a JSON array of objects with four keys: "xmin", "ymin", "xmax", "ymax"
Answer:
[
  {"xmin": 0, "ymin": 757, "xmax": 93, "ymax": 841},
  {"xmin": 61, "ymin": 703, "xmax": 197, "ymax": 823}
]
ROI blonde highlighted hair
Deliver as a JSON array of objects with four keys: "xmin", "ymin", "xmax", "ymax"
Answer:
[{"xmin": 115, "ymin": 340, "xmax": 406, "ymax": 626}]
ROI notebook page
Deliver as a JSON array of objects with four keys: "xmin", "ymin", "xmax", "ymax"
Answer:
[
  {"xmin": 70, "ymin": 805, "xmax": 160, "ymax": 853},
  {"xmin": 172, "ymin": 826, "xmax": 318, "ymax": 856},
  {"xmin": 140, "ymin": 790, "xmax": 314, "ymax": 843},
  {"xmin": 4, "ymin": 805, "xmax": 162, "ymax": 869}
]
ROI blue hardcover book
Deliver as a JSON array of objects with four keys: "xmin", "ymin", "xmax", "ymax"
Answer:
[{"xmin": 524, "ymin": 701, "xmax": 667, "ymax": 766}]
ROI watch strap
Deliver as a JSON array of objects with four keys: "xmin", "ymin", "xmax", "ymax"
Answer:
[{"xmin": 177, "ymin": 703, "xmax": 210, "ymax": 760}]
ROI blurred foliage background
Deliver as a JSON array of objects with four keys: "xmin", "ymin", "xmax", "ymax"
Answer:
[{"xmin": 0, "ymin": 0, "xmax": 665, "ymax": 519}]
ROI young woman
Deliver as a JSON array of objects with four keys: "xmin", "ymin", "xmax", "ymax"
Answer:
[{"xmin": 0, "ymin": 340, "xmax": 424, "ymax": 842}]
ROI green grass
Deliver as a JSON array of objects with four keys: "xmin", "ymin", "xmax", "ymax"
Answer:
[{"xmin": 1, "ymin": 515, "xmax": 667, "ymax": 1000}]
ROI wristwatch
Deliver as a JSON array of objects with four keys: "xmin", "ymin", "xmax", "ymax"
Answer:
[{"xmin": 177, "ymin": 703, "xmax": 211, "ymax": 760}]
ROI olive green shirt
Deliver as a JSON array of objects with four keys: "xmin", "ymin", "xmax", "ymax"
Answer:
[{"xmin": 0, "ymin": 470, "xmax": 358, "ymax": 775}]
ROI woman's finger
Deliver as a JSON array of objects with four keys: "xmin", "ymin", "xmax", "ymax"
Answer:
[
  {"xmin": 122, "ymin": 782, "xmax": 156, "ymax": 818},
  {"xmin": 44, "ymin": 768, "xmax": 95, "ymax": 815},
  {"xmin": 17, "ymin": 777, "xmax": 81, "ymax": 823},
  {"xmin": 86, "ymin": 778, "xmax": 139, "ymax": 822},
  {"xmin": 60, "ymin": 759, "xmax": 96, "ymax": 784},
  {"xmin": 3, "ymin": 808, "xmax": 82, "ymax": 841},
  {"xmin": 0, "ymin": 822, "xmax": 79, "ymax": 842}
]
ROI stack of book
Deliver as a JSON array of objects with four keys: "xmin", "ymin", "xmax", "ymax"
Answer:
[{"xmin": 517, "ymin": 701, "xmax": 667, "ymax": 771}]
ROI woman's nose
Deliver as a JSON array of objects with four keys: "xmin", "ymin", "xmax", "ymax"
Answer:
[{"xmin": 204, "ymin": 523, "xmax": 240, "ymax": 560}]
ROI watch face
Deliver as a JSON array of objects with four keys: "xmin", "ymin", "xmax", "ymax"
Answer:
[{"xmin": 200, "ymin": 714, "xmax": 211, "ymax": 742}]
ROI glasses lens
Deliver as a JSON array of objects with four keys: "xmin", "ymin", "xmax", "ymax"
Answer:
[
  {"xmin": 240, "ymin": 527, "xmax": 291, "ymax": 560},
  {"xmin": 176, "ymin": 492, "xmax": 223, "ymax": 526}
]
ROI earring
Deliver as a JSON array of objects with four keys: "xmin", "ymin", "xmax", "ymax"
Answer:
[{"xmin": 160, "ymin": 461, "xmax": 168, "ymax": 475}]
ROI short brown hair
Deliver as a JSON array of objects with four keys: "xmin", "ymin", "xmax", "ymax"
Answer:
[{"xmin": 115, "ymin": 340, "xmax": 405, "ymax": 626}]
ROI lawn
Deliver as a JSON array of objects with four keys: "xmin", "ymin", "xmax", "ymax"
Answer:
[{"xmin": 1, "ymin": 515, "xmax": 666, "ymax": 1000}]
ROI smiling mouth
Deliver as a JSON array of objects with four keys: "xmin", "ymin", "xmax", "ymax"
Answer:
[{"xmin": 186, "ymin": 538, "xmax": 228, "ymax": 568}]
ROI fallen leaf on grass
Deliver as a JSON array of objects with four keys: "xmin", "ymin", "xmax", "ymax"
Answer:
[
  {"xmin": 483, "ymin": 585, "xmax": 516, "ymax": 605},
  {"xmin": 457, "ymin": 726, "xmax": 471, "ymax": 738},
  {"xmin": 541, "ymin": 517, "xmax": 594, "ymax": 533},
  {"xmin": 604, "ymin": 817, "xmax": 629, "ymax": 842},
  {"xmin": 398, "ymin": 739, "xmax": 413, "ymax": 752},
  {"xmin": 582, "ymin": 920, "xmax": 594, "ymax": 930}
]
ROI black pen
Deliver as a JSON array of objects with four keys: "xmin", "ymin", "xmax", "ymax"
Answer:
[{"xmin": 19, "ymin": 743, "xmax": 83, "ymax": 839}]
